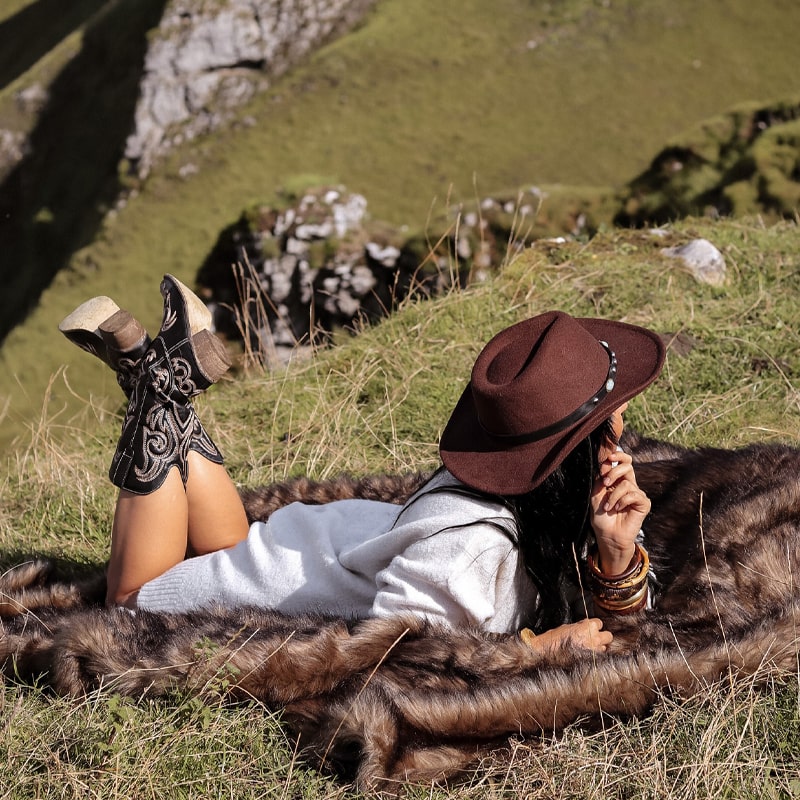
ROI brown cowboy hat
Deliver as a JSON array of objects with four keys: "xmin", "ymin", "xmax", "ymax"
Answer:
[{"xmin": 439, "ymin": 310, "xmax": 665, "ymax": 495}]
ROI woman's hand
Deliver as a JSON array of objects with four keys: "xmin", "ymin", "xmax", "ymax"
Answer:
[
  {"xmin": 589, "ymin": 448, "xmax": 650, "ymax": 576},
  {"xmin": 528, "ymin": 618, "xmax": 613, "ymax": 653}
]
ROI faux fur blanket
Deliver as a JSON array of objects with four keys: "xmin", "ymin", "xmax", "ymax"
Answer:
[{"xmin": 3, "ymin": 432, "xmax": 800, "ymax": 789}]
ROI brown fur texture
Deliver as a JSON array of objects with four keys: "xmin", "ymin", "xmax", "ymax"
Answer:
[{"xmin": 3, "ymin": 433, "xmax": 800, "ymax": 789}]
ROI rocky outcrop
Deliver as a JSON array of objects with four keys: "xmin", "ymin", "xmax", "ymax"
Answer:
[
  {"xmin": 196, "ymin": 183, "xmax": 617, "ymax": 365},
  {"xmin": 197, "ymin": 94, "xmax": 800, "ymax": 365},
  {"xmin": 198, "ymin": 185, "xmax": 450, "ymax": 364},
  {"xmin": 124, "ymin": 0, "xmax": 377, "ymax": 179}
]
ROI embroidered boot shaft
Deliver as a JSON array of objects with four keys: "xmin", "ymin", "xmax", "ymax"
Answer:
[
  {"xmin": 59, "ymin": 298, "xmax": 151, "ymax": 395},
  {"xmin": 109, "ymin": 275, "xmax": 231, "ymax": 495}
]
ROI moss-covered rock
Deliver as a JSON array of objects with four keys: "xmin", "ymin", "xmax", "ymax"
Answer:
[{"xmin": 616, "ymin": 97, "xmax": 800, "ymax": 225}]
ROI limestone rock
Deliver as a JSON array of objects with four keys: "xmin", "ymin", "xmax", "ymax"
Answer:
[
  {"xmin": 199, "ymin": 186, "xmax": 427, "ymax": 365},
  {"xmin": 124, "ymin": 0, "xmax": 377, "ymax": 178},
  {"xmin": 0, "ymin": 129, "xmax": 27, "ymax": 173}
]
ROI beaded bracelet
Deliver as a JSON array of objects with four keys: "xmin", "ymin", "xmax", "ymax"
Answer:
[
  {"xmin": 586, "ymin": 542, "xmax": 650, "ymax": 614},
  {"xmin": 587, "ymin": 542, "xmax": 648, "ymax": 587},
  {"xmin": 592, "ymin": 582, "xmax": 649, "ymax": 614}
]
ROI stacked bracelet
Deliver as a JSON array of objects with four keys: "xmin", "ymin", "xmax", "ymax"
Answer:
[{"xmin": 586, "ymin": 542, "xmax": 650, "ymax": 614}]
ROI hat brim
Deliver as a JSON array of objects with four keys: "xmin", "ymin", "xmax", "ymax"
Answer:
[{"xmin": 439, "ymin": 317, "xmax": 665, "ymax": 495}]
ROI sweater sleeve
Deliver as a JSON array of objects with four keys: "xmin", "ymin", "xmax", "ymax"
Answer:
[{"xmin": 370, "ymin": 522, "xmax": 530, "ymax": 631}]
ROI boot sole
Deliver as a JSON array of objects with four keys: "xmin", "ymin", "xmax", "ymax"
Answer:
[
  {"xmin": 58, "ymin": 296, "xmax": 122, "ymax": 364},
  {"xmin": 164, "ymin": 274, "xmax": 213, "ymax": 336},
  {"xmin": 59, "ymin": 296, "xmax": 120, "ymax": 336}
]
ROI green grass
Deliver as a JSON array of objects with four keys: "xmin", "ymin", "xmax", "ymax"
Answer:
[
  {"xmin": 2, "ymin": 0, "xmax": 800, "ymax": 450},
  {"xmin": 2, "ymin": 216, "xmax": 800, "ymax": 797}
]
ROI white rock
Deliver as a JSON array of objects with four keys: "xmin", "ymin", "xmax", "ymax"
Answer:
[
  {"xmin": 456, "ymin": 235, "xmax": 472, "ymax": 260},
  {"xmin": 295, "ymin": 221, "xmax": 333, "ymax": 240},
  {"xmin": 336, "ymin": 291, "xmax": 360, "ymax": 316},
  {"xmin": 365, "ymin": 241, "xmax": 400, "ymax": 266},
  {"xmin": 268, "ymin": 271, "xmax": 292, "ymax": 302},
  {"xmin": 0, "ymin": 129, "xmax": 27, "ymax": 168},
  {"xmin": 332, "ymin": 193, "xmax": 368, "ymax": 236},
  {"xmin": 15, "ymin": 83, "xmax": 48, "ymax": 113},
  {"xmin": 285, "ymin": 237, "xmax": 307, "ymax": 255},
  {"xmin": 661, "ymin": 238, "xmax": 727, "ymax": 287},
  {"xmin": 350, "ymin": 264, "xmax": 377, "ymax": 294}
]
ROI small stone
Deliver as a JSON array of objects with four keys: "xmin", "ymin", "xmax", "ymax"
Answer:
[
  {"xmin": 660, "ymin": 238, "xmax": 726, "ymax": 287},
  {"xmin": 15, "ymin": 83, "xmax": 48, "ymax": 113}
]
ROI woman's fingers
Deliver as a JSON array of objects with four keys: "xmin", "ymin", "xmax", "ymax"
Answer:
[
  {"xmin": 602, "ymin": 481, "xmax": 651, "ymax": 514},
  {"xmin": 573, "ymin": 618, "xmax": 613, "ymax": 651},
  {"xmin": 599, "ymin": 451, "xmax": 636, "ymax": 486},
  {"xmin": 534, "ymin": 619, "xmax": 614, "ymax": 653}
]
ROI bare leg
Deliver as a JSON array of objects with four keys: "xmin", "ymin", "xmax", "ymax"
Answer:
[
  {"xmin": 106, "ymin": 455, "xmax": 250, "ymax": 607},
  {"xmin": 106, "ymin": 467, "xmax": 188, "ymax": 607},
  {"xmin": 185, "ymin": 451, "xmax": 250, "ymax": 555}
]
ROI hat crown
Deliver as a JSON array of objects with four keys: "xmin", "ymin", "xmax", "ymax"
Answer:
[{"xmin": 471, "ymin": 312, "xmax": 611, "ymax": 439}]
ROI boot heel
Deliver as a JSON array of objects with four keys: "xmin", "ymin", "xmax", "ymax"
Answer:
[
  {"xmin": 98, "ymin": 309, "xmax": 149, "ymax": 353},
  {"xmin": 192, "ymin": 329, "xmax": 231, "ymax": 384}
]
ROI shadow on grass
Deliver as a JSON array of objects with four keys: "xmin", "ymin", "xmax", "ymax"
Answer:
[
  {"xmin": 0, "ymin": 0, "xmax": 168, "ymax": 345},
  {"xmin": 0, "ymin": 0, "xmax": 113, "ymax": 90}
]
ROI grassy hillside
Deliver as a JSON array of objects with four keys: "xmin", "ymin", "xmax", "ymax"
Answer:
[
  {"xmin": 1, "ymin": 0, "xmax": 799, "ymax": 451},
  {"xmin": 1, "ymin": 217, "xmax": 799, "ymax": 797}
]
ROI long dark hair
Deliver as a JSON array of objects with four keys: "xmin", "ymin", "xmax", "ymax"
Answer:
[{"xmin": 508, "ymin": 418, "xmax": 618, "ymax": 633}]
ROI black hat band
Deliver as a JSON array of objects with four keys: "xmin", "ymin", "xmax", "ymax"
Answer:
[{"xmin": 477, "ymin": 341, "xmax": 617, "ymax": 445}]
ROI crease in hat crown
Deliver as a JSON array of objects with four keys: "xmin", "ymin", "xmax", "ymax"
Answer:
[{"xmin": 471, "ymin": 312, "xmax": 613, "ymax": 440}]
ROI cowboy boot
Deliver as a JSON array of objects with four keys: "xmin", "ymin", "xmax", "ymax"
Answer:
[
  {"xmin": 59, "ymin": 297, "xmax": 151, "ymax": 396},
  {"xmin": 109, "ymin": 275, "xmax": 231, "ymax": 495}
]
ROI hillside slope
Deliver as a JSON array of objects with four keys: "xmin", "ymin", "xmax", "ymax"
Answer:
[{"xmin": 1, "ymin": 0, "xmax": 799, "ymax": 452}]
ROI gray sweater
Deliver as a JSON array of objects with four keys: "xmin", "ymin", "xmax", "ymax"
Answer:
[{"xmin": 136, "ymin": 470, "xmax": 539, "ymax": 633}]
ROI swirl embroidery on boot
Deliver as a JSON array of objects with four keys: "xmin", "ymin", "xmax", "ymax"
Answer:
[
  {"xmin": 149, "ymin": 364, "xmax": 172, "ymax": 398},
  {"xmin": 160, "ymin": 283, "xmax": 178, "ymax": 332},
  {"xmin": 115, "ymin": 355, "xmax": 141, "ymax": 395},
  {"xmin": 135, "ymin": 403, "xmax": 195, "ymax": 485},
  {"xmin": 170, "ymin": 356, "xmax": 199, "ymax": 397}
]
